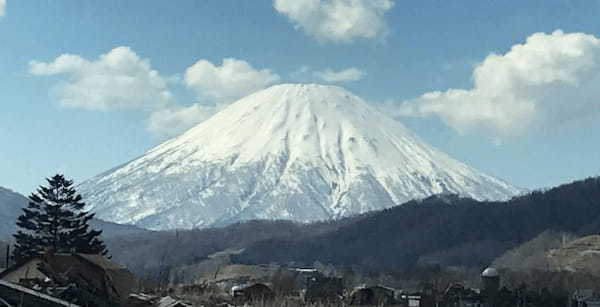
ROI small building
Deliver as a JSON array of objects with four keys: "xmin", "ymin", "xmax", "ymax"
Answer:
[
  {"xmin": 0, "ymin": 279, "xmax": 80, "ymax": 307},
  {"xmin": 127, "ymin": 293, "xmax": 157, "ymax": 307},
  {"xmin": 157, "ymin": 296, "xmax": 193, "ymax": 307},
  {"xmin": 571, "ymin": 289, "xmax": 600, "ymax": 307},
  {"xmin": 126, "ymin": 293, "xmax": 193, "ymax": 307},
  {"xmin": 480, "ymin": 267, "xmax": 500, "ymax": 307},
  {"xmin": 0, "ymin": 253, "xmax": 137, "ymax": 306},
  {"xmin": 231, "ymin": 283, "xmax": 275, "ymax": 303},
  {"xmin": 289, "ymin": 267, "xmax": 319, "ymax": 274},
  {"xmin": 399, "ymin": 292, "xmax": 436, "ymax": 307},
  {"xmin": 304, "ymin": 276, "xmax": 344, "ymax": 303},
  {"xmin": 440, "ymin": 283, "xmax": 482, "ymax": 307},
  {"xmin": 438, "ymin": 267, "xmax": 500, "ymax": 307},
  {"xmin": 349, "ymin": 285, "xmax": 399, "ymax": 306}
]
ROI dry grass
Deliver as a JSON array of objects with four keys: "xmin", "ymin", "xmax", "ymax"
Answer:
[
  {"xmin": 162, "ymin": 283, "xmax": 399, "ymax": 307},
  {"xmin": 178, "ymin": 294, "xmax": 399, "ymax": 307},
  {"xmin": 177, "ymin": 291, "xmax": 353, "ymax": 307}
]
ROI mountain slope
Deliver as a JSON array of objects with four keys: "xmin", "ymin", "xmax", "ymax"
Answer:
[
  {"xmin": 492, "ymin": 230, "xmax": 576, "ymax": 272},
  {"xmin": 0, "ymin": 186, "xmax": 147, "ymax": 240},
  {"xmin": 0, "ymin": 187, "xmax": 28, "ymax": 236},
  {"xmin": 79, "ymin": 84, "xmax": 521, "ymax": 230},
  {"xmin": 547, "ymin": 235, "xmax": 600, "ymax": 276},
  {"xmin": 236, "ymin": 177, "xmax": 600, "ymax": 270},
  {"xmin": 102, "ymin": 177, "xmax": 600, "ymax": 276}
]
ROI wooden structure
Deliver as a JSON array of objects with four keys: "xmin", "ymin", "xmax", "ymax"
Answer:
[
  {"xmin": 440, "ymin": 283, "xmax": 482, "ymax": 307},
  {"xmin": 0, "ymin": 253, "xmax": 137, "ymax": 306},
  {"xmin": 571, "ymin": 289, "xmax": 600, "ymax": 307},
  {"xmin": 232, "ymin": 283, "xmax": 275, "ymax": 303},
  {"xmin": 157, "ymin": 296, "xmax": 193, "ymax": 307},
  {"xmin": 127, "ymin": 293, "xmax": 192, "ymax": 307},
  {"xmin": 349, "ymin": 285, "xmax": 399, "ymax": 306},
  {"xmin": 304, "ymin": 276, "xmax": 344, "ymax": 303},
  {"xmin": 0, "ymin": 279, "xmax": 80, "ymax": 307}
]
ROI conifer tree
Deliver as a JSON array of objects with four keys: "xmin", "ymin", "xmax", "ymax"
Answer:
[{"xmin": 12, "ymin": 174, "xmax": 107, "ymax": 262}]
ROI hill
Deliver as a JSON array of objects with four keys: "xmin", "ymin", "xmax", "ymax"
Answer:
[
  {"xmin": 547, "ymin": 235, "xmax": 600, "ymax": 276},
  {"xmin": 99, "ymin": 177, "xmax": 599, "ymax": 277},
  {"xmin": 492, "ymin": 230, "xmax": 577, "ymax": 272},
  {"xmin": 235, "ymin": 177, "xmax": 600, "ymax": 270}
]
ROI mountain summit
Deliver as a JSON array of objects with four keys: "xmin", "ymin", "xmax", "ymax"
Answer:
[{"xmin": 79, "ymin": 84, "xmax": 521, "ymax": 230}]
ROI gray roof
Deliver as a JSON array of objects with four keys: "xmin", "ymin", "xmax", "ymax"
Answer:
[
  {"xmin": 481, "ymin": 267, "xmax": 499, "ymax": 277},
  {"xmin": 573, "ymin": 289, "xmax": 600, "ymax": 302},
  {"xmin": 157, "ymin": 296, "xmax": 192, "ymax": 307},
  {"xmin": 0, "ymin": 280, "xmax": 80, "ymax": 307}
]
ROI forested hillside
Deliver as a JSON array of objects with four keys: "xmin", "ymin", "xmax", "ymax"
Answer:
[
  {"xmin": 103, "ymin": 216, "xmax": 366, "ymax": 275},
  {"xmin": 236, "ymin": 177, "xmax": 600, "ymax": 270},
  {"xmin": 4, "ymin": 177, "xmax": 599, "ymax": 277},
  {"xmin": 100, "ymin": 177, "xmax": 600, "ymax": 277}
]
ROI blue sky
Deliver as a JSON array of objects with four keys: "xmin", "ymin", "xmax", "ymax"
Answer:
[{"xmin": 1, "ymin": 0, "xmax": 599, "ymax": 195}]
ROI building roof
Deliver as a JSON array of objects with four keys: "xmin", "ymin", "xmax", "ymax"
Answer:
[
  {"xmin": 157, "ymin": 296, "xmax": 192, "ymax": 307},
  {"xmin": 353, "ymin": 285, "xmax": 397, "ymax": 292},
  {"xmin": 481, "ymin": 267, "xmax": 499, "ymax": 277},
  {"xmin": 0, "ymin": 279, "xmax": 80, "ymax": 307},
  {"xmin": 0, "ymin": 253, "xmax": 115, "ymax": 279},
  {"xmin": 290, "ymin": 268, "xmax": 318, "ymax": 273},
  {"xmin": 0, "ymin": 252, "xmax": 136, "ymax": 303},
  {"xmin": 573, "ymin": 289, "xmax": 600, "ymax": 302},
  {"xmin": 129, "ymin": 293, "xmax": 156, "ymax": 302}
]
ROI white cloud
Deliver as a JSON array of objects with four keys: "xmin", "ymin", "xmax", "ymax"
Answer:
[
  {"xmin": 0, "ymin": 0, "xmax": 5, "ymax": 19},
  {"xmin": 396, "ymin": 30, "xmax": 600, "ymax": 138},
  {"xmin": 30, "ymin": 54, "xmax": 88, "ymax": 75},
  {"xmin": 314, "ymin": 67, "xmax": 364, "ymax": 82},
  {"xmin": 290, "ymin": 65, "xmax": 311, "ymax": 79},
  {"xmin": 146, "ymin": 103, "xmax": 225, "ymax": 138},
  {"xmin": 31, "ymin": 49, "xmax": 282, "ymax": 138},
  {"xmin": 184, "ymin": 58, "xmax": 280, "ymax": 103},
  {"xmin": 290, "ymin": 65, "xmax": 364, "ymax": 83},
  {"xmin": 29, "ymin": 46, "xmax": 172, "ymax": 111},
  {"xmin": 273, "ymin": 0, "xmax": 394, "ymax": 43}
]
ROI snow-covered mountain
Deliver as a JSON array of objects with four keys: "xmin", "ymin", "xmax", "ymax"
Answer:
[
  {"xmin": 78, "ymin": 84, "xmax": 522, "ymax": 230},
  {"xmin": 0, "ymin": 186, "xmax": 147, "ymax": 239},
  {"xmin": 0, "ymin": 187, "xmax": 28, "ymax": 237}
]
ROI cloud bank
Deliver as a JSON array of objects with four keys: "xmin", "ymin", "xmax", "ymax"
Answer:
[
  {"xmin": 397, "ymin": 30, "xmax": 600, "ymax": 138},
  {"xmin": 30, "ymin": 48, "xmax": 281, "ymax": 138},
  {"xmin": 314, "ymin": 67, "xmax": 364, "ymax": 82},
  {"xmin": 148, "ymin": 57, "xmax": 280, "ymax": 137},
  {"xmin": 273, "ymin": 0, "xmax": 394, "ymax": 43},
  {"xmin": 0, "ymin": 0, "xmax": 5, "ymax": 19},
  {"xmin": 184, "ymin": 58, "xmax": 280, "ymax": 103},
  {"xmin": 29, "ymin": 47, "xmax": 172, "ymax": 111},
  {"xmin": 146, "ymin": 103, "xmax": 226, "ymax": 138}
]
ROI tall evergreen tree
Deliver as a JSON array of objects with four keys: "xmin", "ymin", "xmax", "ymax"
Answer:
[{"xmin": 12, "ymin": 174, "xmax": 107, "ymax": 262}]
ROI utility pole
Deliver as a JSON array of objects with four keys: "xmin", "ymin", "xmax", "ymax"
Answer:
[{"xmin": 5, "ymin": 244, "xmax": 9, "ymax": 268}]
